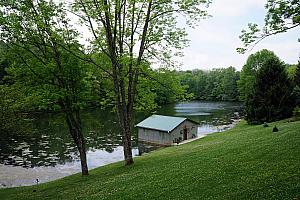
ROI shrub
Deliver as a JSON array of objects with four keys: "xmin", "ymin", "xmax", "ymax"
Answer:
[{"xmin": 293, "ymin": 106, "xmax": 300, "ymax": 120}]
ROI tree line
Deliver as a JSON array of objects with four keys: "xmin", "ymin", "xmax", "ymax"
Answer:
[{"xmin": 178, "ymin": 67, "xmax": 240, "ymax": 101}]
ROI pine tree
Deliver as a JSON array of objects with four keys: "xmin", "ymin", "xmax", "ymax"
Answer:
[{"xmin": 295, "ymin": 61, "xmax": 300, "ymax": 87}]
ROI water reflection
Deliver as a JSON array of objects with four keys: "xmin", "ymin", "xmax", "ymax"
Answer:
[
  {"xmin": 1, "ymin": 102, "xmax": 243, "ymax": 168},
  {"xmin": 158, "ymin": 101, "xmax": 242, "ymax": 126},
  {"xmin": 0, "ymin": 101, "xmax": 242, "ymax": 187},
  {"xmin": 0, "ymin": 109, "xmax": 139, "ymax": 169}
]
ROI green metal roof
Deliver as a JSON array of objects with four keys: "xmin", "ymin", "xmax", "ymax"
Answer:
[{"xmin": 136, "ymin": 115, "xmax": 188, "ymax": 133}]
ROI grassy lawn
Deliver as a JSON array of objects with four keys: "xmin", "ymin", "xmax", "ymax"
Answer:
[{"xmin": 1, "ymin": 120, "xmax": 300, "ymax": 200}]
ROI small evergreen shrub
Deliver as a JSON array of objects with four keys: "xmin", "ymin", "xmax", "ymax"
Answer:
[{"xmin": 293, "ymin": 106, "xmax": 300, "ymax": 120}]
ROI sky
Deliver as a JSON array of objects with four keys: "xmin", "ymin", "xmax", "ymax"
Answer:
[{"xmin": 176, "ymin": 0, "xmax": 300, "ymax": 71}]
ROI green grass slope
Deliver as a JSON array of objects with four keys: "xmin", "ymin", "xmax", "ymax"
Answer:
[{"xmin": 1, "ymin": 120, "xmax": 300, "ymax": 200}]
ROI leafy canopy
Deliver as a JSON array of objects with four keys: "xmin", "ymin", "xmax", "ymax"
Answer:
[
  {"xmin": 238, "ymin": 49, "xmax": 280, "ymax": 101},
  {"xmin": 237, "ymin": 0, "xmax": 300, "ymax": 53}
]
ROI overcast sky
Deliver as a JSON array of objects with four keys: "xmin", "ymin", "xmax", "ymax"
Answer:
[{"xmin": 177, "ymin": 0, "xmax": 300, "ymax": 71}]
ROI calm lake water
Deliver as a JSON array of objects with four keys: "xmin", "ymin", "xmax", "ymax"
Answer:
[{"xmin": 0, "ymin": 101, "xmax": 242, "ymax": 187}]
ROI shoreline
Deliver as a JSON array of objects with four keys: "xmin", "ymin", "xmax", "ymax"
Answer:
[
  {"xmin": 177, "ymin": 119, "xmax": 241, "ymax": 146},
  {"xmin": 0, "ymin": 119, "xmax": 241, "ymax": 188}
]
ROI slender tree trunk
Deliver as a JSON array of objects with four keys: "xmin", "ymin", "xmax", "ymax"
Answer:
[
  {"xmin": 121, "ymin": 116, "xmax": 133, "ymax": 165},
  {"xmin": 102, "ymin": 6, "xmax": 134, "ymax": 165},
  {"xmin": 75, "ymin": 130, "xmax": 89, "ymax": 175},
  {"xmin": 114, "ymin": 84, "xmax": 134, "ymax": 166},
  {"xmin": 119, "ymin": 0, "xmax": 153, "ymax": 166},
  {"xmin": 65, "ymin": 110, "xmax": 89, "ymax": 175}
]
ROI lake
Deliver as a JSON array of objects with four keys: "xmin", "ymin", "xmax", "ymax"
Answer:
[{"xmin": 0, "ymin": 101, "xmax": 242, "ymax": 187}]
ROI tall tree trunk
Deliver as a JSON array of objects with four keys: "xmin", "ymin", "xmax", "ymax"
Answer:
[
  {"xmin": 119, "ymin": 0, "xmax": 153, "ymax": 166},
  {"xmin": 65, "ymin": 110, "xmax": 89, "ymax": 175}
]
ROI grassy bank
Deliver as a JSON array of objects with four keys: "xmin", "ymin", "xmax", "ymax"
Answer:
[{"xmin": 1, "ymin": 120, "xmax": 300, "ymax": 200}]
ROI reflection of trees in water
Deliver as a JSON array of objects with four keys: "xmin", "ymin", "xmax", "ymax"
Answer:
[
  {"xmin": 157, "ymin": 102, "xmax": 243, "ymax": 126},
  {"xmin": 82, "ymin": 109, "xmax": 123, "ymax": 152},
  {"xmin": 0, "ymin": 103, "xmax": 240, "ymax": 168},
  {"xmin": 0, "ymin": 132, "xmax": 78, "ymax": 168},
  {"xmin": 82, "ymin": 109, "xmax": 139, "ymax": 151},
  {"xmin": 0, "ymin": 109, "xmax": 138, "ymax": 168}
]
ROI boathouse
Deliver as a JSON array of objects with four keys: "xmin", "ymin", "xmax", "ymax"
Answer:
[{"xmin": 136, "ymin": 115, "xmax": 199, "ymax": 145}]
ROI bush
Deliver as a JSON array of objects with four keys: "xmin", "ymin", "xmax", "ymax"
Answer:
[{"xmin": 293, "ymin": 106, "xmax": 300, "ymax": 120}]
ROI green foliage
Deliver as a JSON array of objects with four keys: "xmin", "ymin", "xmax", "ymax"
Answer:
[
  {"xmin": 135, "ymin": 67, "xmax": 189, "ymax": 111},
  {"xmin": 238, "ymin": 0, "xmax": 300, "ymax": 53},
  {"xmin": 0, "ymin": 85, "xmax": 33, "ymax": 137},
  {"xmin": 293, "ymin": 106, "xmax": 300, "ymax": 119},
  {"xmin": 295, "ymin": 61, "xmax": 300, "ymax": 86},
  {"xmin": 71, "ymin": 0, "xmax": 211, "ymax": 110},
  {"xmin": 179, "ymin": 67, "xmax": 240, "ymax": 101},
  {"xmin": 179, "ymin": 70, "xmax": 204, "ymax": 99},
  {"xmin": 0, "ymin": 44, "xmax": 34, "ymax": 135},
  {"xmin": 151, "ymin": 69, "xmax": 190, "ymax": 105},
  {"xmin": 238, "ymin": 49, "xmax": 280, "ymax": 101},
  {"xmin": 293, "ymin": 63, "xmax": 300, "ymax": 106},
  {"xmin": 6, "ymin": 55, "xmax": 93, "ymax": 112},
  {"xmin": 71, "ymin": 0, "xmax": 212, "ymax": 109},
  {"xmin": 73, "ymin": 0, "xmax": 211, "ymax": 62},
  {"xmin": 1, "ymin": 120, "xmax": 300, "ymax": 199},
  {"xmin": 0, "ymin": 42, "xmax": 9, "ymax": 84},
  {"xmin": 245, "ymin": 56, "xmax": 294, "ymax": 124},
  {"xmin": 286, "ymin": 64, "xmax": 297, "ymax": 82},
  {"xmin": 0, "ymin": 0, "xmax": 97, "ymax": 113},
  {"xmin": 293, "ymin": 85, "xmax": 300, "ymax": 106}
]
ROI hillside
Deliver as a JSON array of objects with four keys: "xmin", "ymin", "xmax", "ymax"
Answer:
[{"xmin": 1, "ymin": 120, "xmax": 299, "ymax": 200}]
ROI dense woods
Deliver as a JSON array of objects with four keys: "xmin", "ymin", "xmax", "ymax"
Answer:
[{"xmin": 179, "ymin": 67, "xmax": 240, "ymax": 101}]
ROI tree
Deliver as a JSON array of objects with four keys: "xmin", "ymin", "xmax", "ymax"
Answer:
[
  {"xmin": 0, "ymin": 42, "xmax": 9, "ymax": 84},
  {"xmin": 73, "ymin": 0, "xmax": 211, "ymax": 165},
  {"xmin": 293, "ymin": 61, "xmax": 300, "ymax": 105},
  {"xmin": 0, "ymin": 0, "xmax": 94, "ymax": 175},
  {"xmin": 178, "ymin": 70, "xmax": 199, "ymax": 99},
  {"xmin": 237, "ymin": 0, "xmax": 300, "ymax": 53},
  {"xmin": 151, "ymin": 69, "xmax": 189, "ymax": 105},
  {"xmin": 206, "ymin": 69, "xmax": 223, "ymax": 100},
  {"xmin": 286, "ymin": 64, "xmax": 298, "ymax": 82},
  {"xmin": 221, "ymin": 67, "xmax": 239, "ymax": 101},
  {"xmin": 295, "ymin": 62, "xmax": 300, "ymax": 87},
  {"xmin": 245, "ymin": 56, "xmax": 294, "ymax": 124},
  {"xmin": 238, "ymin": 49, "xmax": 279, "ymax": 101}
]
